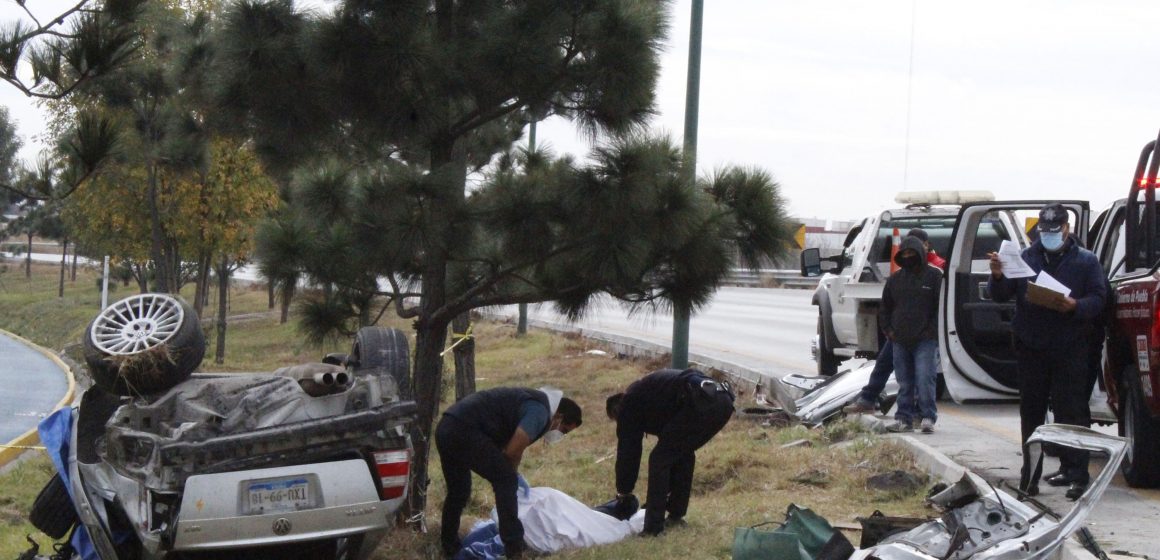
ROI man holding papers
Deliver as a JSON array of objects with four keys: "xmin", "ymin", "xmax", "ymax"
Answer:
[{"xmin": 988, "ymin": 203, "xmax": 1106, "ymax": 500}]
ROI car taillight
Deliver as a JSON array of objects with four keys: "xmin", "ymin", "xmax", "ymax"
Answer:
[{"xmin": 373, "ymin": 449, "xmax": 410, "ymax": 500}]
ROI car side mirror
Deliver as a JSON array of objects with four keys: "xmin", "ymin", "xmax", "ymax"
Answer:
[{"xmin": 800, "ymin": 248, "xmax": 822, "ymax": 277}]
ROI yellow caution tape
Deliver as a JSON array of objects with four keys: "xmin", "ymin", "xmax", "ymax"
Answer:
[{"xmin": 440, "ymin": 323, "xmax": 474, "ymax": 357}]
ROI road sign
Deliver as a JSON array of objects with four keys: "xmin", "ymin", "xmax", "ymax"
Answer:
[{"xmin": 794, "ymin": 225, "xmax": 806, "ymax": 249}]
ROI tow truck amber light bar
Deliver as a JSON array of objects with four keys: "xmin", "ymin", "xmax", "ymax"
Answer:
[{"xmin": 373, "ymin": 449, "xmax": 410, "ymax": 500}]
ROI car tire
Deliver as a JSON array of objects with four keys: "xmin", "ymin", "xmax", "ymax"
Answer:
[
  {"xmin": 82, "ymin": 294, "xmax": 206, "ymax": 396},
  {"xmin": 816, "ymin": 316, "xmax": 839, "ymax": 376},
  {"xmin": 29, "ymin": 473, "xmax": 77, "ymax": 540},
  {"xmin": 349, "ymin": 327, "xmax": 411, "ymax": 399},
  {"xmin": 1119, "ymin": 371, "xmax": 1160, "ymax": 488}
]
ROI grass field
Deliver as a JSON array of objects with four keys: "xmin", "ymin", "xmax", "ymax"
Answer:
[{"xmin": 0, "ymin": 260, "xmax": 936, "ymax": 559}]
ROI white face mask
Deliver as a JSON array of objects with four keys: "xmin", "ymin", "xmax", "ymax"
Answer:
[
  {"xmin": 542, "ymin": 429, "xmax": 565, "ymax": 445},
  {"xmin": 1040, "ymin": 231, "xmax": 1065, "ymax": 252}
]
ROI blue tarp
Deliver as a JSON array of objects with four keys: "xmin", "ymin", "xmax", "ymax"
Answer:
[
  {"xmin": 453, "ymin": 520, "xmax": 506, "ymax": 560},
  {"xmin": 39, "ymin": 408, "xmax": 98, "ymax": 560}
]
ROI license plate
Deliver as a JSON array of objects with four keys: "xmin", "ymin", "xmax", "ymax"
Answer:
[{"xmin": 244, "ymin": 476, "xmax": 316, "ymax": 515}]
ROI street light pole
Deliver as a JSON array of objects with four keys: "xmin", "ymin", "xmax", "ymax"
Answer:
[
  {"xmin": 672, "ymin": 0, "xmax": 703, "ymax": 369},
  {"xmin": 516, "ymin": 120, "xmax": 537, "ymax": 337}
]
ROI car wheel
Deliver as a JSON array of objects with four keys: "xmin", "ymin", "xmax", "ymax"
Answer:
[
  {"xmin": 29, "ymin": 473, "xmax": 77, "ymax": 540},
  {"xmin": 816, "ymin": 317, "xmax": 839, "ymax": 376},
  {"xmin": 349, "ymin": 327, "xmax": 411, "ymax": 399},
  {"xmin": 1119, "ymin": 372, "xmax": 1160, "ymax": 488},
  {"xmin": 82, "ymin": 294, "xmax": 206, "ymax": 396}
]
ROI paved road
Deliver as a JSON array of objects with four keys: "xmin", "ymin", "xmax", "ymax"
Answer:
[
  {"xmin": 506, "ymin": 287, "xmax": 823, "ymax": 377},
  {"xmin": 0, "ymin": 332, "xmax": 69, "ymax": 443},
  {"xmin": 497, "ymin": 286, "xmax": 1160, "ymax": 558}
]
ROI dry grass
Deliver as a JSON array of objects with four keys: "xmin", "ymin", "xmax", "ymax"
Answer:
[
  {"xmin": 371, "ymin": 321, "xmax": 934, "ymax": 560},
  {"xmin": 0, "ymin": 268, "xmax": 937, "ymax": 559}
]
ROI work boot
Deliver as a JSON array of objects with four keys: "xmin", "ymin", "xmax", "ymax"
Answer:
[
  {"xmin": 1066, "ymin": 480, "xmax": 1088, "ymax": 501},
  {"xmin": 1045, "ymin": 472, "xmax": 1079, "ymax": 487},
  {"xmin": 1017, "ymin": 481, "xmax": 1039, "ymax": 497},
  {"xmin": 843, "ymin": 399, "xmax": 877, "ymax": 414}
]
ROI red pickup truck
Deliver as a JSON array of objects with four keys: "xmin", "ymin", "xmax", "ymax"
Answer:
[{"xmin": 1088, "ymin": 132, "xmax": 1160, "ymax": 488}]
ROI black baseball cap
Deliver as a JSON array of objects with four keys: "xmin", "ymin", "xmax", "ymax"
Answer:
[
  {"xmin": 1037, "ymin": 203, "xmax": 1068, "ymax": 233},
  {"xmin": 906, "ymin": 228, "xmax": 929, "ymax": 242}
]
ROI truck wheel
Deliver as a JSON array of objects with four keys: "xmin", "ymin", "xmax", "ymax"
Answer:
[
  {"xmin": 83, "ymin": 294, "xmax": 205, "ymax": 396},
  {"xmin": 1119, "ymin": 373, "xmax": 1160, "ymax": 488},
  {"xmin": 29, "ymin": 473, "xmax": 77, "ymax": 540},
  {"xmin": 816, "ymin": 317, "xmax": 839, "ymax": 376},
  {"xmin": 349, "ymin": 327, "xmax": 411, "ymax": 398}
]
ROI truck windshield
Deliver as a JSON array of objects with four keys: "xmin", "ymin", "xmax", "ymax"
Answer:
[{"xmin": 869, "ymin": 216, "xmax": 958, "ymax": 271}]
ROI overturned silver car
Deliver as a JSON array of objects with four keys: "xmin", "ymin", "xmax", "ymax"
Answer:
[{"xmin": 30, "ymin": 294, "xmax": 417, "ymax": 560}]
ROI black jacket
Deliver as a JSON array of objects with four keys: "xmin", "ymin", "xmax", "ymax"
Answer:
[
  {"xmin": 442, "ymin": 387, "xmax": 551, "ymax": 448},
  {"xmin": 614, "ymin": 369, "xmax": 691, "ymax": 494},
  {"xmin": 879, "ymin": 236, "xmax": 943, "ymax": 349}
]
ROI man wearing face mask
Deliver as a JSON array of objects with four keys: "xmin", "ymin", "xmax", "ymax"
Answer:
[
  {"xmin": 604, "ymin": 368, "xmax": 735, "ymax": 536},
  {"xmin": 436, "ymin": 386, "xmax": 582, "ymax": 558},
  {"xmin": 988, "ymin": 203, "xmax": 1106, "ymax": 500},
  {"xmin": 879, "ymin": 235, "xmax": 943, "ymax": 434}
]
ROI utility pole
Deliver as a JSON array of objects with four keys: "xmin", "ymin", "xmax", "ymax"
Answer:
[
  {"xmin": 672, "ymin": 0, "xmax": 703, "ymax": 369},
  {"xmin": 516, "ymin": 121, "xmax": 536, "ymax": 337}
]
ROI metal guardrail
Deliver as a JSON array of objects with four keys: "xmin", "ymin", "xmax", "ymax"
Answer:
[{"xmin": 725, "ymin": 269, "xmax": 819, "ymax": 289}]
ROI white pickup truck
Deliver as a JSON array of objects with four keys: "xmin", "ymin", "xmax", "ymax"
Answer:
[{"xmin": 801, "ymin": 191, "xmax": 1091, "ymax": 403}]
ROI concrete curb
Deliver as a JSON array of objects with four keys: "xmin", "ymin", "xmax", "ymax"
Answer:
[
  {"xmin": 0, "ymin": 328, "xmax": 76, "ymax": 468},
  {"xmin": 515, "ymin": 319, "xmax": 1102, "ymax": 560}
]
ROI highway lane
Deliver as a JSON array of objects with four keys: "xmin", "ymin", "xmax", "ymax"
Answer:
[
  {"xmin": 499, "ymin": 286, "xmax": 1160, "ymax": 557},
  {"xmin": 0, "ymin": 332, "xmax": 69, "ymax": 443},
  {"xmin": 506, "ymin": 286, "xmax": 825, "ymax": 376}
]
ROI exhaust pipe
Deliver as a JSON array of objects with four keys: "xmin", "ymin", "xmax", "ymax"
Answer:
[{"xmin": 312, "ymin": 371, "xmax": 352, "ymax": 387}]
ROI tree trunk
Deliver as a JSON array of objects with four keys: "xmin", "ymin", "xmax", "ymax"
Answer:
[
  {"xmin": 146, "ymin": 164, "xmax": 170, "ymax": 293},
  {"xmin": 70, "ymin": 251, "xmax": 77, "ymax": 281},
  {"xmin": 214, "ymin": 257, "xmax": 229, "ymax": 365},
  {"xmin": 452, "ymin": 312, "xmax": 476, "ymax": 402},
  {"xmin": 405, "ymin": 130, "xmax": 464, "ymax": 523},
  {"xmin": 279, "ymin": 280, "xmax": 294, "ymax": 324},
  {"xmin": 407, "ymin": 313, "xmax": 449, "ymax": 526},
  {"xmin": 58, "ymin": 238, "xmax": 68, "ymax": 298},
  {"xmin": 194, "ymin": 253, "xmax": 211, "ymax": 316},
  {"xmin": 134, "ymin": 263, "xmax": 148, "ymax": 293},
  {"xmin": 268, "ymin": 280, "xmax": 275, "ymax": 309},
  {"xmin": 24, "ymin": 231, "xmax": 31, "ymax": 278}
]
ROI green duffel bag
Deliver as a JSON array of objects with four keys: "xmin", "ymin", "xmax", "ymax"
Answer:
[
  {"xmin": 732, "ymin": 521, "xmax": 808, "ymax": 560},
  {"xmin": 732, "ymin": 504, "xmax": 854, "ymax": 560}
]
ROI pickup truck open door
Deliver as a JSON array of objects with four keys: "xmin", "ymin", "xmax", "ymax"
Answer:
[{"xmin": 941, "ymin": 201, "xmax": 1090, "ymax": 403}]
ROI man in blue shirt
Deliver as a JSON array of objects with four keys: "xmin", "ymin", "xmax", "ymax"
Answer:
[
  {"xmin": 436, "ymin": 387, "xmax": 582, "ymax": 558},
  {"xmin": 988, "ymin": 203, "xmax": 1106, "ymax": 500}
]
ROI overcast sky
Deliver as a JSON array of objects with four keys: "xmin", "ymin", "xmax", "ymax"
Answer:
[{"xmin": 4, "ymin": 1, "xmax": 1160, "ymax": 220}]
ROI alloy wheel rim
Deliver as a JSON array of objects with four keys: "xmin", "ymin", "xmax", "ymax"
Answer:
[{"xmin": 90, "ymin": 294, "xmax": 184, "ymax": 355}]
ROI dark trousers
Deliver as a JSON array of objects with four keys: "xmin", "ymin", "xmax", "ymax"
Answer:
[
  {"xmin": 1015, "ymin": 340, "xmax": 1092, "ymax": 488},
  {"xmin": 435, "ymin": 414, "xmax": 524, "ymax": 556},
  {"xmin": 857, "ymin": 339, "xmax": 894, "ymax": 405},
  {"xmin": 644, "ymin": 390, "xmax": 734, "ymax": 533}
]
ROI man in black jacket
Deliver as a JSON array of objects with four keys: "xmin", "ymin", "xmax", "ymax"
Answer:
[
  {"xmin": 879, "ymin": 234, "xmax": 943, "ymax": 434},
  {"xmin": 605, "ymin": 368, "xmax": 735, "ymax": 536},
  {"xmin": 988, "ymin": 203, "xmax": 1106, "ymax": 499},
  {"xmin": 436, "ymin": 387, "xmax": 582, "ymax": 558}
]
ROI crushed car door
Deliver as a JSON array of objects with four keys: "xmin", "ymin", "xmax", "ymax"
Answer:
[{"xmin": 941, "ymin": 201, "xmax": 1090, "ymax": 402}]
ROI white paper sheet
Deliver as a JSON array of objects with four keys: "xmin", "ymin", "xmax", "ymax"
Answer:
[
  {"xmin": 997, "ymin": 240, "xmax": 1036, "ymax": 278},
  {"xmin": 1033, "ymin": 270, "xmax": 1072, "ymax": 296}
]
